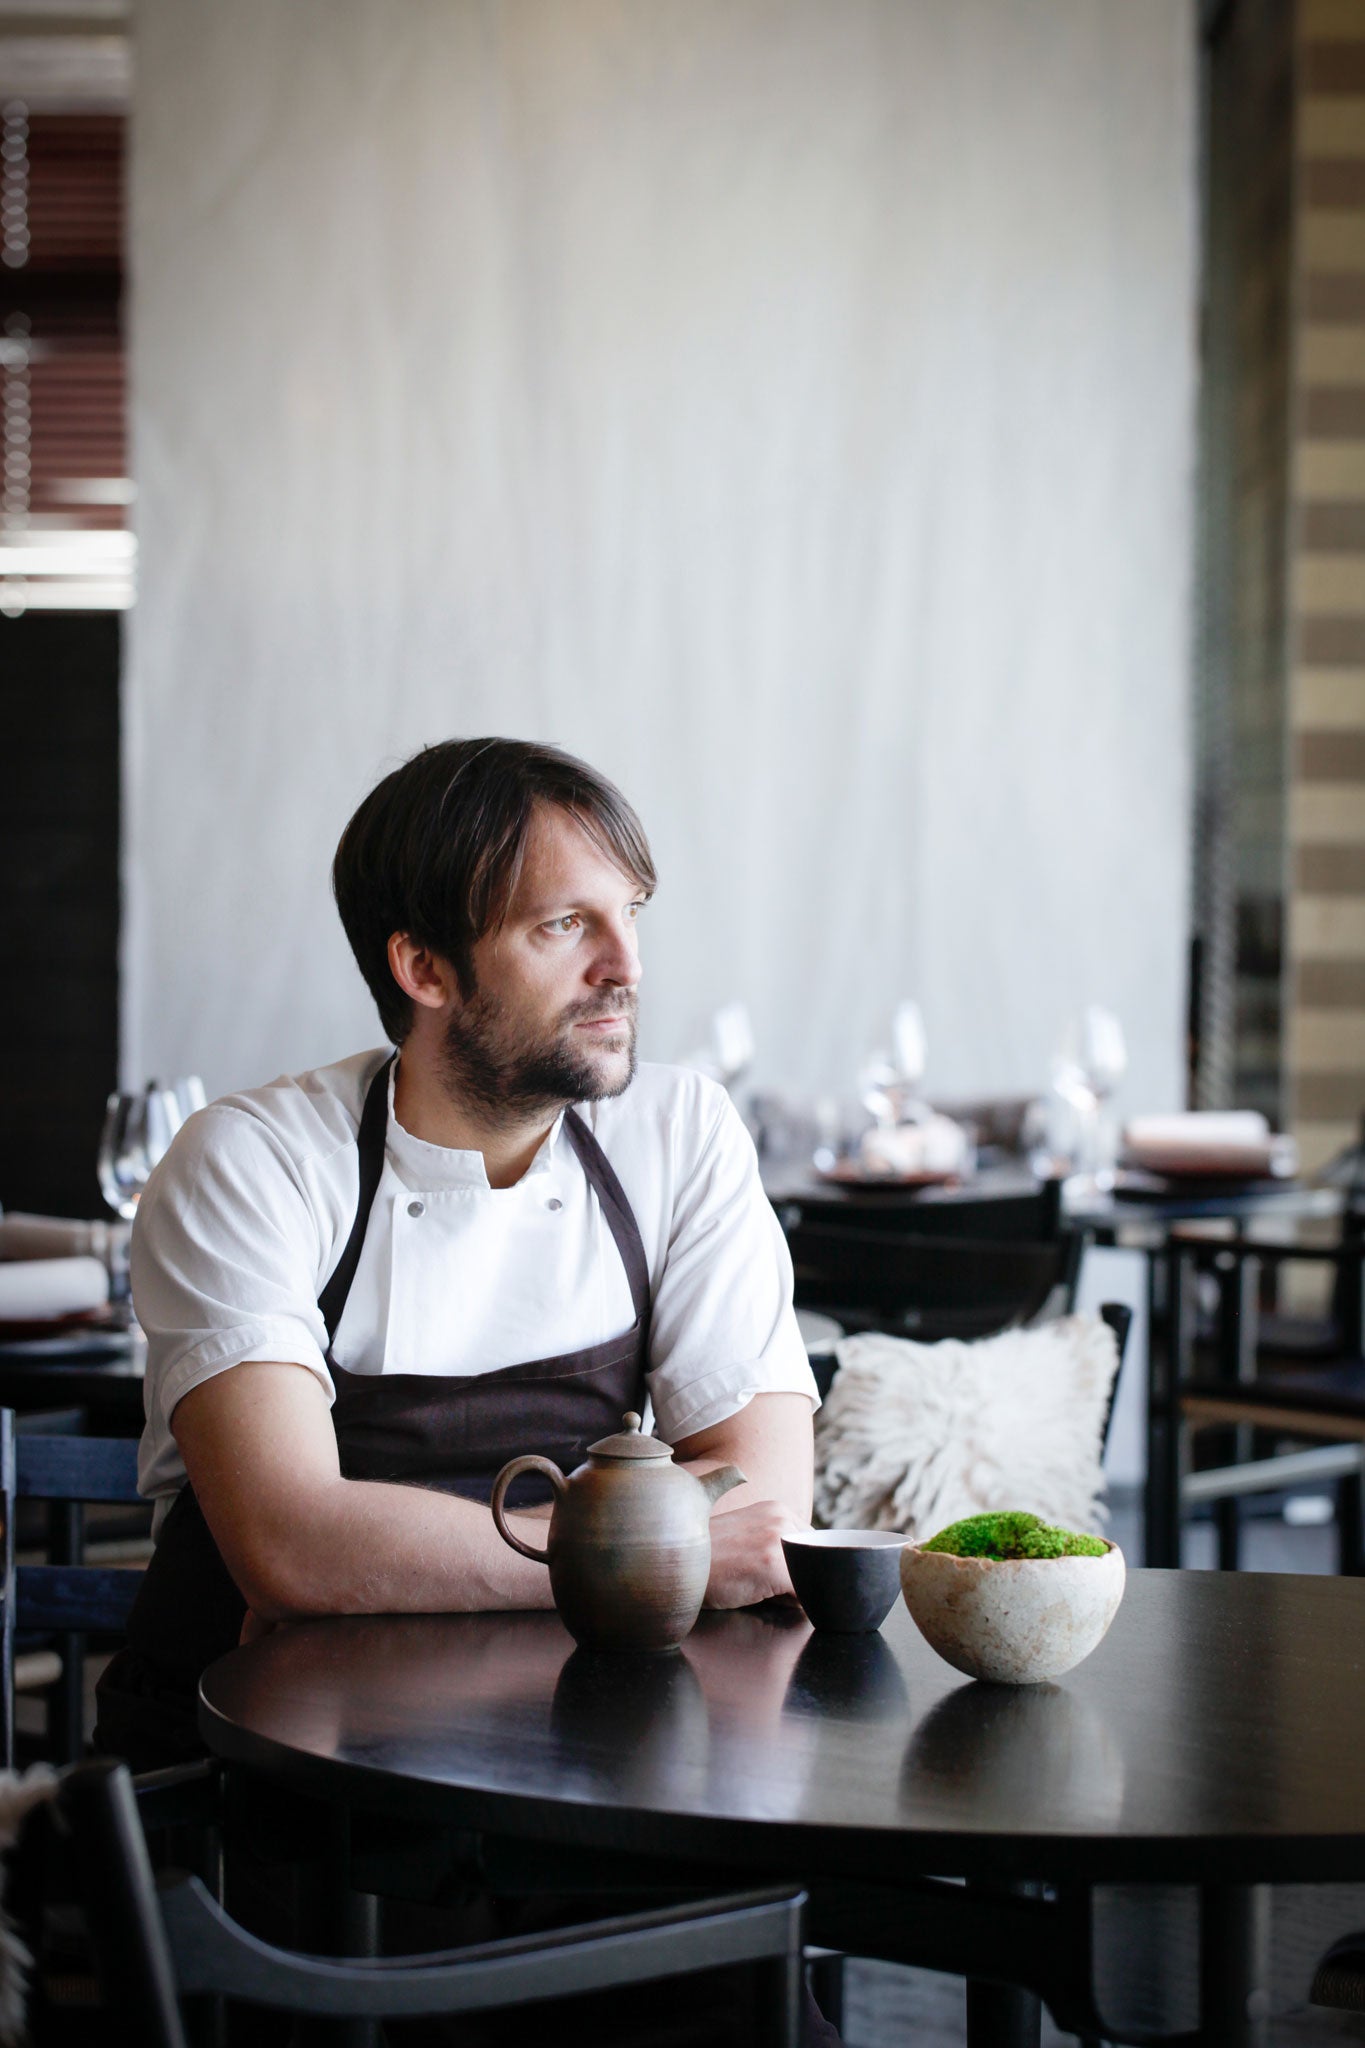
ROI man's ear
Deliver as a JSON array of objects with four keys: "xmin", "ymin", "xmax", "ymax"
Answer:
[{"xmin": 387, "ymin": 933, "xmax": 459, "ymax": 1012}]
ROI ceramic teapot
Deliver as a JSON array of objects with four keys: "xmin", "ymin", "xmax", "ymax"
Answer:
[{"xmin": 490, "ymin": 1413, "xmax": 744, "ymax": 1651}]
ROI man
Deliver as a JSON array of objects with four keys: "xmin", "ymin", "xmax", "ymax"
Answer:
[{"xmin": 95, "ymin": 737, "xmax": 818, "ymax": 1769}]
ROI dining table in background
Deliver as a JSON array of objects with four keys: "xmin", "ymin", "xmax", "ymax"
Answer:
[
  {"xmin": 761, "ymin": 1157, "xmax": 1046, "ymax": 1222},
  {"xmin": 763, "ymin": 1156, "xmax": 1342, "ymax": 1243},
  {"xmin": 0, "ymin": 1320, "xmax": 145, "ymax": 1430},
  {"xmin": 1069, "ymin": 1178, "xmax": 1347, "ymax": 1569},
  {"xmin": 199, "ymin": 1569, "xmax": 1365, "ymax": 2048}
]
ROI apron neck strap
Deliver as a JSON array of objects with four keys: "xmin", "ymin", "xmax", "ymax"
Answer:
[
  {"xmin": 563, "ymin": 1107, "xmax": 651, "ymax": 1332},
  {"xmin": 318, "ymin": 1052, "xmax": 394, "ymax": 1346}
]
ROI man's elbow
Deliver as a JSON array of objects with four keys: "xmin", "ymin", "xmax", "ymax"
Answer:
[
  {"xmin": 217, "ymin": 1500, "xmax": 343, "ymax": 1623},
  {"xmin": 228, "ymin": 1551, "xmax": 324, "ymax": 1623}
]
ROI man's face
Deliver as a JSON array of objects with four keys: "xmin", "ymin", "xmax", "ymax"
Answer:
[{"xmin": 440, "ymin": 803, "xmax": 647, "ymax": 1121}]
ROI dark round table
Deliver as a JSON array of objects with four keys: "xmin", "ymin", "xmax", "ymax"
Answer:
[{"xmin": 200, "ymin": 1571, "xmax": 1365, "ymax": 2045}]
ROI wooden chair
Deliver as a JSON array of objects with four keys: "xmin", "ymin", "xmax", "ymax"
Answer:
[
  {"xmin": 61, "ymin": 1757, "xmax": 806, "ymax": 2048},
  {"xmin": 1158, "ymin": 1233, "xmax": 1365, "ymax": 1571},
  {"xmin": 0, "ymin": 1408, "xmax": 145, "ymax": 1766}
]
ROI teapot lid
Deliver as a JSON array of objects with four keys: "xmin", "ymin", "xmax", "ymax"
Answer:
[{"xmin": 587, "ymin": 1412, "xmax": 673, "ymax": 1461}]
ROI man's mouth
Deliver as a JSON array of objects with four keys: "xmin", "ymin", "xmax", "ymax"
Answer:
[
  {"xmin": 567, "ymin": 996, "xmax": 636, "ymax": 1042},
  {"xmin": 568, "ymin": 993, "xmax": 636, "ymax": 1025}
]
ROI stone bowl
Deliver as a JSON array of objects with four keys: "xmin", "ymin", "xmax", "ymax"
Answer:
[{"xmin": 899, "ymin": 1539, "xmax": 1126, "ymax": 1685}]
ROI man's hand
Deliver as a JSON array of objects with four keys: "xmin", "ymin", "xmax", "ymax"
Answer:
[{"xmin": 704, "ymin": 1497, "xmax": 797, "ymax": 1607}]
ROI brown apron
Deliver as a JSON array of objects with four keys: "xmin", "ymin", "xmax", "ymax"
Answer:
[{"xmin": 94, "ymin": 1055, "xmax": 651, "ymax": 1770}]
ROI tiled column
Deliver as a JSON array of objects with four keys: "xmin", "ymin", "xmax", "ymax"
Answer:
[{"xmin": 1288, "ymin": 0, "xmax": 1365, "ymax": 1173}]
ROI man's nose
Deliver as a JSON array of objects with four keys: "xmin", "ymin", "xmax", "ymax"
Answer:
[{"xmin": 589, "ymin": 919, "xmax": 642, "ymax": 987}]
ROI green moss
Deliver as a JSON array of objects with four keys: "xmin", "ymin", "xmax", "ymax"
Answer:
[{"xmin": 921, "ymin": 1511, "xmax": 1108, "ymax": 1560}]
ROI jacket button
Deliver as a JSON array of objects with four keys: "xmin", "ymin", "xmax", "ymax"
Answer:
[
  {"xmin": 546, "ymin": 1197, "xmax": 563, "ymax": 1212},
  {"xmin": 407, "ymin": 1199, "xmax": 425, "ymax": 1218}
]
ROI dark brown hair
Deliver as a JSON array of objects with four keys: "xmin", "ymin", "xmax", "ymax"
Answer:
[{"xmin": 332, "ymin": 738, "xmax": 656, "ymax": 1042}]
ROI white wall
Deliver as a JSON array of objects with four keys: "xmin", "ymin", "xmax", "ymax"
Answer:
[{"xmin": 127, "ymin": 0, "xmax": 1197, "ymax": 1114}]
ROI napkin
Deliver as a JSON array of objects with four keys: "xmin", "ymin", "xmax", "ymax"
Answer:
[
  {"xmin": 0, "ymin": 1212, "xmax": 123, "ymax": 1263},
  {"xmin": 0, "ymin": 1256, "xmax": 109, "ymax": 1322},
  {"xmin": 1122, "ymin": 1112, "xmax": 1297, "ymax": 1179},
  {"xmin": 859, "ymin": 1115, "xmax": 970, "ymax": 1178}
]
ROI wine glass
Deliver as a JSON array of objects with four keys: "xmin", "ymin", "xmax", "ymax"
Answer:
[
  {"xmin": 709, "ymin": 1005, "xmax": 755, "ymax": 1091},
  {"xmin": 856, "ymin": 1050, "xmax": 900, "ymax": 1131},
  {"xmin": 1050, "ymin": 1009, "xmax": 1127, "ymax": 1186},
  {"xmin": 170, "ymin": 1074, "xmax": 208, "ymax": 1123},
  {"xmin": 679, "ymin": 1005, "xmax": 754, "ymax": 1091},
  {"xmin": 97, "ymin": 1084, "xmax": 184, "ymax": 1221},
  {"xmin": 859, "ymin": 1001, "xmax": 929, "ymax": 1132},
  {"xmin": 97, "ymin": 1085, "xmax": 184, "ymax": 1310},
  {"xmin": 1077, "ymin": 1007, "xmax": 1126, "ymax": 1186},
  {"xmin": 1077, "ymin": 1006, "xmax": 1127, "ymax": 1106},
  {"xmin": 98, "ymin": 1094, "xmax": 151, "ymax": 1222},
  {"xmin": 890, "ymin": 1001, "xmax": 927, "ymax": 1093}
]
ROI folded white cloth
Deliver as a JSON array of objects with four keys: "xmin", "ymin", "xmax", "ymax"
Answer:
[
  {"xmin": 859, "ymin": 1114, "xmax": 969, "ymax": 1178},
  {"xmin": 1123, "ymin": 1112, "xmax": 1296, "ymax": 1178},
  {"xmin": 0, "ymin": 1256, "xmax": 109, "ymax": 1322},
  {"xmin": 0, "ymin": 1212, "xmax": 123, "ymax": 1263}
]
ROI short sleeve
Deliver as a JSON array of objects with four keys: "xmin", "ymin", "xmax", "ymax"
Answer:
[
  {"xmin": 643, "ymin": 1089, "xmax": 818, "ymax": 1444},
  {"xmin": 132, "ymin": 1105, "xmax": 338, "ymax": 1444}
]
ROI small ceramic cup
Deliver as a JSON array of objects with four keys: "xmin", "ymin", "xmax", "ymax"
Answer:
[{"xmin": 781, "ymin": 1529, "xmax": 909, "ymax": 1633}]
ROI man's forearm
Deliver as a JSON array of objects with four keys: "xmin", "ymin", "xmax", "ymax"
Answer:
[
  {"xmin": 241, "ymin": 1477, "xmax": 557, "ymax": 1622},
  {"xmin": 175, "ymin": 1365, "xmax": 813, "ymax": 1624},
  {"xmin": 672, "ymin": 1391, "xmax": 814, "ymax": 1525},
  {"xmin": 250, "ymin": 1402, "xmax": 813, "ymax": 1623},
  {"xmin": 173, "ymin": 1361, "xmax": 555, "ymax": 1623}
]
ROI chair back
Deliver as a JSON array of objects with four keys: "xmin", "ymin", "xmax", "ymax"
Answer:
[
  {"xmin": 0, "ymin": 1410, "xmax": 144, "ymax": 1767},
  {"xmin": 777, "ymin": 1177, "xmax": 1065, "ymax": 1243},
  {"xmin": 786, "ymin": 1223, "xmax": 1071, "ymax": 1350},
  {"xmin": 1097, "ymin": 1302, "xmax": 1132, "ymax": 1450},
  {"xmin": 61, "ymin": 1759, "xmax": 805, "ymax": 2047}
]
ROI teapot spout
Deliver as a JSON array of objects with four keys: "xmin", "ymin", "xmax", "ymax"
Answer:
[{"xmin": 698, "ymin": 1463, "xmax": 746, "ymax": 1507}]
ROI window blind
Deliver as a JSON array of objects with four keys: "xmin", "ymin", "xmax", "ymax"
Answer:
[{"xmin": 0, "ymin": 108, "xmax": 130, "ymax": 614}]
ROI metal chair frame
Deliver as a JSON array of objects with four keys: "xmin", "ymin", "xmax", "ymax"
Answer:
[
  {"xmin": 62, "ymin": 1757, "xmax": 805, "ymax": 2048},
  {"xmin": 1160, "ymin": 1233, "xmax": 1365, "ymax": 1571}
]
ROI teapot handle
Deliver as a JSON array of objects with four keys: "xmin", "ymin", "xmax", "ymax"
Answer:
[{"xmin": 490, "ymin": 1456, "xmax": 567, "ymax": 1562}]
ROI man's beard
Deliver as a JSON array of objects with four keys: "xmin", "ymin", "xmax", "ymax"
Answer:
[{"xmin": 440, "ymin": 987, "xmax": 638, "ymax": 1123}]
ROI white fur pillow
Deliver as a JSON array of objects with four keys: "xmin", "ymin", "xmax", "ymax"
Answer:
[{"xmin": 812, "ymin": 1314, "xmax": 1119, "ymax": 1540}]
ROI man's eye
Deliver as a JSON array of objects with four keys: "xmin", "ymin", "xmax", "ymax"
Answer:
[
  {"xmin": 545, "ymin": 915, "xmax": 579, "ymax": 935},
  {"xmin": 627, "ymin": 900, "xmax": 647, "ymax": 921}
]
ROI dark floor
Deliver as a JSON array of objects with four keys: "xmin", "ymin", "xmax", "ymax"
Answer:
[
  {"xmin": 842, "ymin": 1489, "xmax": 1365, "ymax": 2047},
  {"xmin": 844, "ymin": 1891, "xmax": 1365, "ymax": 2047}
]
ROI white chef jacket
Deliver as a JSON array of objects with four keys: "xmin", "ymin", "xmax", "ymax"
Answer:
[{"xmin": 133, "ymin": 1049, "xmax": 818, "ymax": 1512}]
